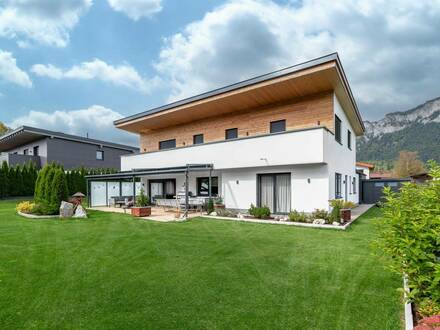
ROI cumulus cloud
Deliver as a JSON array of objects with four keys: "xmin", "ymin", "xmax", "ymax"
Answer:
[
  {"xmin": 0, "ymin": 50, "xmax": 32, "ymax": 87},
  {"xmin": 107, "ymin": 0, "xmax": 162, "ymax": 20},
  {"xmin": 31, "ymin": 59, "xmax": 161, "ymax": 93},
  {"xmin": 7, "ymin": 105, "xmax": 138, "ymax": 146},
  {"xmin": 0, "ymin": 0, "xmax": 92, "ymax": 47},
  {"xmin": 155, "ymin": 0, "xmax": 440, "ymax": 119}
]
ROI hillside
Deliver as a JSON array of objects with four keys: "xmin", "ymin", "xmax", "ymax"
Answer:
[{"xmin": 357, "ymin": 97, "xmax": 440, "ymax": 163}]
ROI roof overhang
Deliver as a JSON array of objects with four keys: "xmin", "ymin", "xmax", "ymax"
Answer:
[
  {"xmin": 115, "ymin": 53, "xmax": 365, "ymax": 136},
  {"xmin": 0, "ymin": 126, "xmax": 138, "ymax": 152}
]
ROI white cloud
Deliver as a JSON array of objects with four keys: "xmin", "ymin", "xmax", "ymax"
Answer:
[
  {"xmin": 0, "ymin": 0, "xmax": 92, "ymax": 47},
  {"xmin": 155, "ymin": 0, "xmax": 440, "ymax": 119},
  {"xmin": 0, "ymin": 50, "xmax": 32, "ymax": 87},
  {"xmin": 7, "ymin": 105, "xmax": 138, "ymax": 146},
  {"xmin": 31, "ymin": 59, "xmax": 161, "ymax": 93},
  {"xmin": 107, "ymin": 0, "xmax": 162, "ymax": 20}
]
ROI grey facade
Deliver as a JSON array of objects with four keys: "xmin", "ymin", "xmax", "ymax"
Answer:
[{"xmin": 0, "ymin": 126, "xmax": 138, "ymax": 170}]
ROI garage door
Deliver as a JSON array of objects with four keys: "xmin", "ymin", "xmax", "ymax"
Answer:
[{"xmin": 91, "ymin": 182, "xmax": 107, "ymax": 207}]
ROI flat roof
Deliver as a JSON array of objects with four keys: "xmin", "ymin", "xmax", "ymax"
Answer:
[
  {"xmin": 0, "ymin": 126, "xmax": 139, "ymax": 152},
  {"xmin": 114, "ymin": 53, "xmax": 364, "ymax": 133}
]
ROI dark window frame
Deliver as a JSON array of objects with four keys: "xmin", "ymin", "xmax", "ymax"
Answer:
[
  {"xmin": 193, "ymin": 134, "xmax": 204, "ymax": 145},
  {"xmin": 225, "ymin": 128, "xmax": 238, "ymax": 140},
  {"xmin": 159, "ymin": 139, "xmax": 176, "ymax": 150},
  {"xmin": 23, "ymin": 149, "xmax": 28, "ymax": 155},
  {"xmin": 33, "ymin": 146, "xmax": 39, "ymax": 156},
  {"xmin": 96, "ymin": 150, "xmax": 104, "ymax": 161},
  {"xmin": 335, "ymin": 115, "xmax": 342, "ymax": 144},
  {"xmin": 196, "ymin": 176, "xmax": 218, "ymax": 196},
  {"xmin": 353, "ymin": 176, "xmax": 357, "ymax": 194},
  {"xmin": 270, "ymin": 119, "xmax": 286, "ymax": 133},
  {"xmin": 347, "ymin": 130, "xmax": 352, "ymax": 150},
  {"xmin": 335, "ymin": 173, "xmax": 342, "ymax": 198},
  {"xmin": 256, "ymin": 172, "xmax": 291, "ymax": 214}
]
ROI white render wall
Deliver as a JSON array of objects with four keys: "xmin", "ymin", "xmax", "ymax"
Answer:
[
  {"xmin": 121, "ymin": 128, "xmax": 325, "ymax": 171},
  {"xmin": 324, "ymin": 94, "xmax": 359, "ymax": 204},
  {"xmin": 222, "ymin": 164, "xmax": 329, "ymax": 212}
]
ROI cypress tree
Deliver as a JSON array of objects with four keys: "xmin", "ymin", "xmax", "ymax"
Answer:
[
  {"xmin": 1, "ymin": 161, "xmax": 9, "ymax": 197},
  {"xmin": 48, "ymin": 168, "xmax": 69, "ymax": 214}
]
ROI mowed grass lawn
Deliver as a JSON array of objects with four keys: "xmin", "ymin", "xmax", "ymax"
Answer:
[{"xmin": 0, "ymin": 200, "xmax": 401, "ymax": 329}]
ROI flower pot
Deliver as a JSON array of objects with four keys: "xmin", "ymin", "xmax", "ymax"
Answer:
[
  {"xmin": 214, "ymin": 204, "xmax": 225, "ymax": 210},
  {"xmin": 131, "ymin": 207, "xmax": 151, "ymax": 217},
  {"xmin": 340, "ymin": 208, "xmax": 351, "ymax": 222}
]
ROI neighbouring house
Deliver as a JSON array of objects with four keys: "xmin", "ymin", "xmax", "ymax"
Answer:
[
  {"xmin": 87, "ymin": 53, "xmax": 365, "ymax": 213},
  {"xmin": 410, "ymin": 172, "xmax": 433, "ymax": 184},
  {"xmin": 356, "ymin": 161, "xmax": 375, "ymax": 179},
  {"xmin": 370, "ymin": 171, "xmax": 393, "ymax": 179},
  {"xmin": 0, "ymin": 126, "xmax": 138, "ymax": 170}
]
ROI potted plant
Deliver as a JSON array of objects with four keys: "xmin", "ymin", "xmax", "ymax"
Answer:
[
  {"xmin": 131, "ymin": 189, "xmax": 151, "ymax": 217},
  {"xmin": 341, "ymin": 201, "xmax": 355, "ymax": 222},
  {"xmin": 213, "ymin": 197, "xmax": 225, "ymax": 210}
]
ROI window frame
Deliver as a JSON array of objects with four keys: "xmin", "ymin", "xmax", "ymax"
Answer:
[
  {"xmin": 23, "ymin": 149, "xmax": 28, "ymax": 155},
  {"xmin": 96, "ymin": 150, "xmax": 104, "ymax": 161},
  {"xmin": 353, "ymin": 176, "xmax": 357, "ymax": 194},
  {"xmin": 193, "ymin": 134, "xmax": 204, "ymax": 145},
  {"xmin": 335, "ymin": 115, "xmax": 342, "ymax": 144},
  {"xmin": 270, "ymin": 119, "xmax": 286, "ymax": 134},
  {"xmin": 225, "ymin": 128, "xmax": 238, "ymax": 140},
  {"xmin": 196, "ymin": 176, "xmax": 218, "ymax": 196},
  {"xmin": 33, "ymin": 146, "xmax": 39, "ymax": 156},
  {"xmin": 347, "ymin": 130, "xmax": 352, "ymax": 150},
  {"xmin": 159, "ymin": 139, "xmax": 176, "ymax": 150},
  {"xmin": 335, "ymin": 173, "xmax": 342, "ymax": 198}
]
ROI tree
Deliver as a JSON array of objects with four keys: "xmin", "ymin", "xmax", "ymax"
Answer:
[
  {"xmin": 47, "ymin": 168, "xmax": 68, "ymax": 214},
  {"xmin": 393, "ymin": 151, "xmax": 425, "ymax": 178},
  {"xmin": 0, "ymin": 122, "xmax": 9, "ymax": 136}
]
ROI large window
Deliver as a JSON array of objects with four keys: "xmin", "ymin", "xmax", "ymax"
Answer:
[
  {"xmin": 96, "ymin": 150, "xmax": 104, "ymax": 160},
  {"xmin": 258, "ymin": 173, "xmax": 291, "ymax": 214},
  {"xmin": 347, "ymin": 130, "xmax": 352, "ymax": 150},
  {"xmin": 193, "ymin": 134, "xmax": 204, "ymax": 145},
  {"xmin": 335, "ymin": 115, "xmax": 342, "ymax": 144},
  {"xmin": 197, "ymin": 177, "xmax": 218, "ymax": 196},
  {"xmin": 335, "ymin": 173, "xmax": 342, "ymax": 198},
  {"xmin": 159, "ymin": 139, "xmax": 176, "ymax": 150},
  {"xmin": 225, "ymin": 128, "xmax": 238, "ymax": 140},
  {"xmin": 270, "ymin": 119, "xmax": 286, "ymax": 133}
]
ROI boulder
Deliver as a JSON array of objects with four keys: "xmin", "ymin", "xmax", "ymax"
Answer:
[
  {"xmin": 313, "ymin": 219, "xmax": 326, "ymax": 225},
  {"xmin": 59, "ymin": 201, "xmax": 74, "ymax": 218},
  {"xmin": 332, "ymin": 221, "xmax": 340, "ymax": 226},
  {"xmin": 73, "ymin": 205, "xmax": 87, "ymax": 218}
]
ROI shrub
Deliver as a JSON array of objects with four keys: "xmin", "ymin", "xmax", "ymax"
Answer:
[
  {"xmin": 206, "ymin": 199, "xmax": 214, "ymax": 214},
  {"xmin": 248, "ymin": 204, "xmax": 271, "ymax": 219},
  {"xmin": 136, "ymin": 188, "xmax": 150, "ymax": 207},
  {"xmin": 311, "ymin": 209, "xmax": 329, "ymax": 221},
  {"xmin": 374, "ymin": 160, "xmax": 440, "ymax": 317},
  {"xmin": 288, "ymin": 210, "xmax": 310, "ymax": 223},
  {"xmin": 342, "ymin": 201, "xmax": 356, "ymax": 209},
  {"xmin": 16, "ymin": 201, "xmax": 35, "ymax": 214},
  {"xmin": 329, "ymin": 199, "xmax": 344, "ymax": 223},
  {"xmin": 34, "ymin": 163, "xmax": 68, "ymax": 215},
  {"xmin": 214, "ymin": 197, "xmax": 223, "ymax": 205}
]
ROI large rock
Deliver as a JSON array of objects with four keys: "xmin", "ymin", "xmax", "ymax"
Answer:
[
  {"xmin": 73, "ymin": 205, "xmax": 87, "ymax": 218},
  {"xmin": 59, "ymin": 201, "xmax": 74, "ymax": 218}
]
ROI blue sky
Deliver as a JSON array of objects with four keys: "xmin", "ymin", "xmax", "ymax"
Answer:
[{"xmin": 1, "ymin": 0, "xmax": 440, "ymax": 146}]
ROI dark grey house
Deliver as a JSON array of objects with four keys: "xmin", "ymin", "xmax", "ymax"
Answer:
[{"xmin": 0, "ymin": 126, "xmax": 138, "ymax": 170}]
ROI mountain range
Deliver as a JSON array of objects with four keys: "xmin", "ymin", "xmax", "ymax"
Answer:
[{"xmin": 357, "ymin": 96, "xmax": 440, "ymax": 165}]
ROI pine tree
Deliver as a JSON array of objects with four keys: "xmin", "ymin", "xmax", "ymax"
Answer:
[{"xmin": 1, "ymin": 161, "xmax": 9, "ymax": 197}]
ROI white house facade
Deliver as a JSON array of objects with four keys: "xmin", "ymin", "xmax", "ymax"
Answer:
[{"xmin": 88, "ymin": 53, "xmax": 365, "ymax": 213}]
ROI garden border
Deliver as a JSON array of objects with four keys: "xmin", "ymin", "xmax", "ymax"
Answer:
[
  {"xmin": 204, "ymin": 215, "xmax": 355, "ymax": 230},
  {"xmin": 17, "ymin": 211, "xmax": 59, "ymax": 219}
]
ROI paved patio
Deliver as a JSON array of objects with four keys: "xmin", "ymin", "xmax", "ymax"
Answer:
[{"xmin": 88, "ymin": 206, "xmax": 205, "ymax": 222}]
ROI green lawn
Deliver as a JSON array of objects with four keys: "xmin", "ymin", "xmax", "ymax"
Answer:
[{"xmin": 0, "ymin": 200, "xmax": 401, "ymax": 329}]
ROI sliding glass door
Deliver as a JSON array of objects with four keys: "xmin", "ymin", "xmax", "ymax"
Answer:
[
  {"xmin": 148, "ymin": 179, "xmax": 176, "ymax": 203},
  {"xmin": 258, "ymin": 173, "xmax": 291, "ymax": 214}
]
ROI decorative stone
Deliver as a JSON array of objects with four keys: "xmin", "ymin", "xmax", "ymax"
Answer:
[
  {"xmin": 332, "ymin": 221, "xmax": 340, "ymax": 226},
  {"xmin": 73, "ymin": 205, "xmax": 87, "ymax": 218},
  {"xmin": 210, "ymin": 212, "xmax": 217, "ymax": 216},
  {"xmin": 59, "ymin": 201, "xmax": 74, "ymax": 218},
  {"xmin": 313, "ymin": 219, "xmax": 326, "ymax": 225},
  {"xmin": 237, "ymin": 213, "xmax": 244, "ymax": 219}
]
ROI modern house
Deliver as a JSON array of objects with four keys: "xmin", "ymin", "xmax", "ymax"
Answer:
[
  {"xmin": 0, "ymin": 126, "xmax": 138, "ymax": 170},
  {"xmin": 87, "ymin": 53, "xmax": 365, "ymax": 213}
]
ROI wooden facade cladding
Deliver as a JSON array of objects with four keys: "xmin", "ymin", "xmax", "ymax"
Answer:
[{"xmin": 140, "ymin": 92, "xmax": 334, "ymax": 153}]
